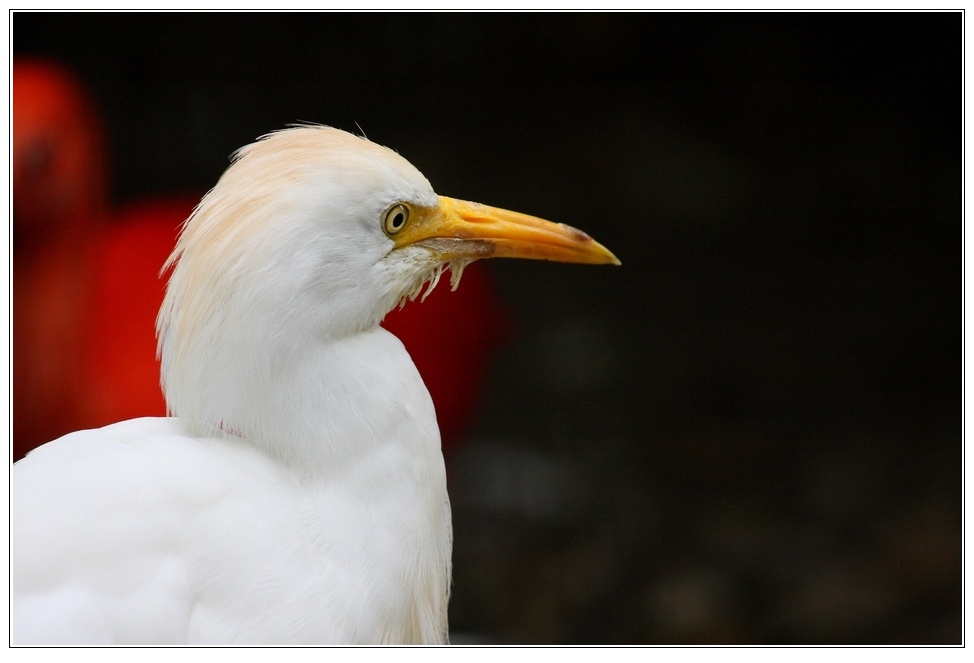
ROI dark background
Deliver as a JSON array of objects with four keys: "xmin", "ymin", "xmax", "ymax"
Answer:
[{"xmin": 13, "ymin": 11, "xmax": 962, "ymax": 644}]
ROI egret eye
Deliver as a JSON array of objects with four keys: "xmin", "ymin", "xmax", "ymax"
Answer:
[{"xmin": 383, "ymin": 203, "xmax": 410, "ymax": 236}]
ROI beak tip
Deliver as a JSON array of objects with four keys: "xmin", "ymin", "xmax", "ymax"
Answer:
[{"xmin": 594, "ymin": 243, "xmax": 622, "ymax": 266}]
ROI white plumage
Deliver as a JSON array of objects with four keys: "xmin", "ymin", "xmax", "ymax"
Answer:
[{"xmin": 11, "ymin": 126, "xmax": 619, "ymax": 645}]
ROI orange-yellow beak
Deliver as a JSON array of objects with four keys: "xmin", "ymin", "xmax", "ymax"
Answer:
[{"xmin": 392, "ymin": 196, "xmax": 621, "ymax": 266}]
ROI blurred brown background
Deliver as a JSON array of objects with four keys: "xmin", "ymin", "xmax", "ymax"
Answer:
[{"xmin": 12, "ymin": 11, "xmax": 961, "ymax": 644}]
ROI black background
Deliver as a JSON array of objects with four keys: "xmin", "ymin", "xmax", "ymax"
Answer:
[{"xmin": 13, "ymin": 11, "xmax": 962, "ymax": 644}]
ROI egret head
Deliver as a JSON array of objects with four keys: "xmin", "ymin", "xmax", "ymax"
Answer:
[{"xmin": 157, "ymin": 125, "xmax": 618, "ymax": 430}]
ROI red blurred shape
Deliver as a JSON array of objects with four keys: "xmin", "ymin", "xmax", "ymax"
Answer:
[
  {"xmin": 13, "ymin": 58, "xmax": 508, "ymax": 461},
  {"xmin": 13, "ymin": 58, "xmax": 109, "ymax": 459},
  {"xmin": 86, "ymin": 199, "xmax": 192, "ymax": 428}
]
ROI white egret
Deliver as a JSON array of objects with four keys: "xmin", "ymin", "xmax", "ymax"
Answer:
[{"xmin": 12, "ymin": 126, "xmax": 619, "ymax": 645}]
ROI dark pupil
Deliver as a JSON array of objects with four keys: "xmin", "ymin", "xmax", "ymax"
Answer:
[{"xmin": 393, "ymin": 212, "xmax": 404, "ymax": 228}]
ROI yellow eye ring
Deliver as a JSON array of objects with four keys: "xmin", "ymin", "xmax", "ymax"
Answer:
[{"xmin": 383, "ymin": 203, "xmax": 411, "ymax": 236}]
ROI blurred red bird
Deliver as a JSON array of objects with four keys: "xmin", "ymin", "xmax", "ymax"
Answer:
[{"xmin": 13, "ymin": 58, "xmax": 507, "ymax": 461}]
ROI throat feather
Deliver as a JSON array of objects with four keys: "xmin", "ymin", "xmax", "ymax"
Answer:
[{"xmin": 398, "ymin": 259, "xmax": 472, "ymax": 309}]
